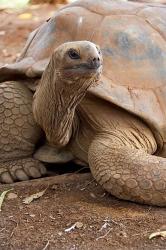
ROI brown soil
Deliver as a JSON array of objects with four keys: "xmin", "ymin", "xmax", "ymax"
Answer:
[
  {"xmin": 0, "ymin": 3, "xmax": 166, "ymax": 250},
  {"xmin": 0, "ymin": 3, "xmax": 63, "ymax": 67},
  {"xmin": 30, "ymin": 0, "xmax": 68, "ymax": 4},
  {"xmin": 0, "ymin": 173, "xmax": 166, "ymax": 250}
]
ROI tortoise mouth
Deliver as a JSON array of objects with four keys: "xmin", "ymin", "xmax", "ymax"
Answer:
[
  {"xmin": 62, "ymin": 63, "xmax": 102, "ymax": 82},
  {"xmin": 64, "ymin": 62, "xmax": 102, "ymax": 71}
]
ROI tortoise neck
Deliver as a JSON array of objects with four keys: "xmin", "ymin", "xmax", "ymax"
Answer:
[{"xmin": 33, "ymin": 62, "xmax": 88, "ymax": 147}]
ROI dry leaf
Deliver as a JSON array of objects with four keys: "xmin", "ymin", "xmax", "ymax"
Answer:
[
  {"xmin": 23, "ymin": 189, "xmax": 46, "ymax": 204},
  {"xmin": 18, "ymin": 13, "xmax": 32, "ymax": 20},
  {"xmin": 0, "ymin": 189, "xmax": 13, "ymax": 211},
  {"xmin": 149, "ymin": 231, "xmax": 166, "ymax": 239}
]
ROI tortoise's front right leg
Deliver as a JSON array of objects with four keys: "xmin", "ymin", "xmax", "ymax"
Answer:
[
  {"xmin": 0, "ymin": 81, "xmax": 46, "ymax": 183},
  {"xmin": 88, "ymin": 137, "xmax": 166, "ymax": 206}
]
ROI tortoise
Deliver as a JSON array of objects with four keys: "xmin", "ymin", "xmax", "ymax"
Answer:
[{"xmin": 0, "ymin": 0, "xmax": 166, "ymax": 206}]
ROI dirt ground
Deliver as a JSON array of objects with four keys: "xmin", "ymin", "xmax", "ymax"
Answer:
[{"xmin": 0, "ymin": 3, "xmax": 166, "ymax": 250}]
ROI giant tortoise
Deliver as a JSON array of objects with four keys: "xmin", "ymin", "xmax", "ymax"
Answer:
[{"xmin": 0, "ymin": 0, "xmax": 166, "ymax": 206}]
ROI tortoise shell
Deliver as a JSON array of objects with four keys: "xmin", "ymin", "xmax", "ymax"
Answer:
[
  {"xmin": 130, "ymin": 0, "xmax": 166, "ymax": 3},
  {"xmin": 0, "ymin": 0, "xmax": 166, "ymax": 151}
]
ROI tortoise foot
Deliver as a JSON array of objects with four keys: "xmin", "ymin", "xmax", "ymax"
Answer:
[{"xmin": 0, "ymin": 158, "xmax": 47, "ymax": 183}]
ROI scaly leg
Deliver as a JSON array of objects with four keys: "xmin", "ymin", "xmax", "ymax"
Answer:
[
  {"xmin": 0, "ymin": 81, "xmax": 46, "ymax": 183},
  {"xmin": 88, "ymin": 137, "xmax": 166, "ymax": 206}
]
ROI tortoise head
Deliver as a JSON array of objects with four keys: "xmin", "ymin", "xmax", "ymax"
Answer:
[
  {"xmin": 33, "ymin": 41, "xmax": 103, "ymax": 147},
  {"xmin": 49, "ymin": 40, "xmax": 103, "ymax": 89}
]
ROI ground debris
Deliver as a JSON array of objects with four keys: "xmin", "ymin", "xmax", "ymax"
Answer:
[
  {"xmin": 90, "ymin": 192, "xmax": 97, "ymax": 199},
  {"xmin": 65, "ymin": 222, "xmax": 83, "ymax": 232},
  {"xmin": 10, "ymin": 219, "xmax": 19, "ymax": 238},
  {"xmin": 42, "ymin": 240, "xmax": 50, "ymax": 250},
  {"xmin": 149, "ymin": 231, "xmax": 166, "ymax": 239},
  {"xmin": 96, "ymin": 218, "xmax": 125, "ymax": 241},
  {"xmin": 99, "ymin": 222, "xmax": 110, "ymax": 232},
  {"xmin": 23, "ymin": 189, "xmax": 47, "ymax": 204},
  {"xmin": 0, "ymin": 189, "xmax": 13, "ymax": 211},
  {"xmin": 7, "ymin": 192, "xmax": 18, "ymax": 200},
  {"xmin": 96, "ymin": 228, "xmax": 112, "ymax": 241},
  {"xmin": 96, "ymin": 219, "xmax": 112, "ymax": 241},
  {"xmin": 0, "ymin": 31, "xmax": 5, "ymax": 36},
  {"xmin": 80, "ymin": 179, "xmax": 95, "ymax": 191}
]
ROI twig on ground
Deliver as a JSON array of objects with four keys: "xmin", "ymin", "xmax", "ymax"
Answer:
[
  {"xmin": 72, "ymin": 166, "xmax": 89, "ymax": 175},
  {"xmin": 80, "ymin": 179, "xmax": 95, "ymax": 191},
  {"xmin": 96, "ymin": 217, "xmax": 125, "ymax": 241},
  {"xmin": 96, "ymin": 228, "xmax": 112, "ymax": 241},
  {"xmin": 42, "ymin": 240, "xmax": 50, "ymax": 250},
  {"xmin": 99, "ymin": 222, "xmax": 110, "ymax": 232},
  {"xmin": 103, "ymin": 218, "xmax": 125, "ymax": 228},
  {"xmin": 9, "ymin": 219, "xmax": 19, "ymax": 237},
  {"xmin": 65, "ymin": 222, "xmax": 83, "ymax": 232},
  {"xmin": 0, "ymin": 228, "xmax": 5, "ymax": 233}
]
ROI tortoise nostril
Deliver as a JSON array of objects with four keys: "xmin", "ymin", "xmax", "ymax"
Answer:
[
  {"xmin": 92, "ymin": 57, "xmax": 100, "ymax": 62},
  {"xmin": 88, "ymin": 56, "xmax": 101, "ymax": 69}
]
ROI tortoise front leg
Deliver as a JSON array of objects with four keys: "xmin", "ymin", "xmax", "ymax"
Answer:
[
  {"xmin": 0, "ymin": 81, "xmax": 46, "ymax": 183},
  {"xmin": 88, "ymin": 137, "xmax": 166, "ymax": 206}
]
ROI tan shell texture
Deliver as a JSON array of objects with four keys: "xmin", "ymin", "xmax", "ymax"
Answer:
[
  {"xmin": 0, "ymin": 0, "xmax": 166, "ymax": 148},
  {"xmin": 130, "ymin": 0, "xmax": 166, "ymax": 3}
]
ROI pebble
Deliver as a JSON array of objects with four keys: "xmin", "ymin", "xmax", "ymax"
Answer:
[
  {"xmin": 7, "ymin": 193, "xmax": 18, "ymax": 199},
  {"xmin": 75, "ymin": 222, "xmax": 83, "ymax": 229}
]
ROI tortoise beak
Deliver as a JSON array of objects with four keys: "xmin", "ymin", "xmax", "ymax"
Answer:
[{"xmin": 87, "ymin": 57, "xmax": 102, "ymax": 70}]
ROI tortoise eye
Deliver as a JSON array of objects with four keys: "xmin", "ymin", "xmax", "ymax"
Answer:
[
  {"xmin": 96, "ymin": 46, "xmax": 101, "ymax": 54},
  {"xmin": 68, "ymin": 49, "xmax": 80, "ymax": 59}
]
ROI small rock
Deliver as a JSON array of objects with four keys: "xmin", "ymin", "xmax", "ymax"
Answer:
[
  {"xmin": 2, "ymin": 49, "xmax": 11, "ymax": 57},
  {"xmin": 100, "ymin": 192, "xmax": 106, "ymax": 198},
  {"xmin": 160, "ymin": 225, "xmax": 166, "ymax": 231},
  {"xmin": 75, "ymin": 222, "xmax": 83, "ymax": 229},
  {"xmin": 51, "ymin": 184, "xmax": 58, "ymax": 190},
  {"xmin": 118, "ymin": 231, "xmax": 127, "ymax": 238},
  {"xmin": 90, "ymin": 192, "xmax": 96, "ymax": 198},
  {"xmin": 29, "ymin": 214, "xmax": 35, "ymax": 218},
  {"xmin": 50, "ymin": 215, "xmax": 56, "ymax": 220},
  {"xmin": 0, "ymin": 31, "xmax": 6, "ymax": 36},
  {"xmin": 7, "ymin": 193, "xmax": 18, "ymax": 200}
]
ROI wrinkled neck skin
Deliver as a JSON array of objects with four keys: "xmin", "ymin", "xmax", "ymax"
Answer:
[{"xmin": 33, "ymin": 56, "xmax": 98, "ymax": 148}]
